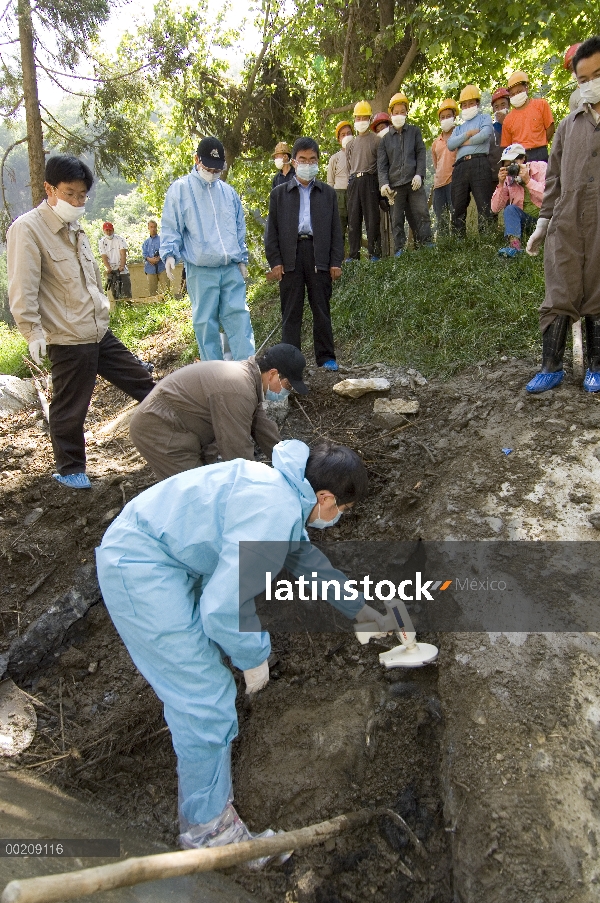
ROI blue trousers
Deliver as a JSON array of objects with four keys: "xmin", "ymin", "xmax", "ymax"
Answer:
[
  {"xmin": 185, "ymin": 262, "xmax": 255, "ymax": 361},
  {"xmin": 95, "ymin": 524, "xmax": 237, "ymax": 827},
  {"xmin": 503, "ymin": 204, "xmax": 537, "ymax": 238},
  {"xmin": 433, "ymin": 184, "xmax": 453, "ymax": 232}
]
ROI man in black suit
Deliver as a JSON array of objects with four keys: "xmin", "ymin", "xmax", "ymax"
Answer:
[{"xmin": 265, "ymin": 137, "xmax": 344, "ymax": 371}]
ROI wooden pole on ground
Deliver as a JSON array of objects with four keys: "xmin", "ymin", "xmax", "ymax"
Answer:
[
  {"xmin": 572, "ymin": 319, "xmax": 584, "ymax": 381},
  {"xmin": 0, "ymin": 808, "xmax": 425, "ymax": 903}
]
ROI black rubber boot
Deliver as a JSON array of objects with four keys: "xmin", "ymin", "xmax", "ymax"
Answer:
[
  {"xmin": 585, "ymin": 317, "xmax": 600, "ymax": 372},
  {"xmin": 540, "ymin": 315, "xmax": 569, "ymax": 373}
]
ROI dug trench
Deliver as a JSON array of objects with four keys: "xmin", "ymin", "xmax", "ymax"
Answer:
[{"xmin": 1, "ymin": 345, "xmax": 600, "ymax": 902}]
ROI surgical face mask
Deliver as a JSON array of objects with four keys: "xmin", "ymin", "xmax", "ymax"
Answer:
[
  {"xmin": 295, "ymin": 162, "xmax": 319, "ymax": 181},
  {"xmin": 377, "ymin": 126, "xmax": 390, "ymax": 137},
  {"xmin": 274, "ymin": 157, "xmax": 285, "ymax": 170},
  {"xmin": 391, "ymin": 114, "xmax": 406, "ymax": 129},
  {"xmin": 440, "ymin": 117, "xmax": 455, "ymax": 132},
  {"xmin": 579, "ymin": 76, "xmax": 600, "ymax": 105},
  {"xmin": 355, "ymin": 120, "xmax": 370, "ymax": 133},
  {"xmin": 309, "ymin": 503, "xmax": 342, "ymax": 529},
  {"xmin": 265, "ymin": 374, "xmax": 290, "ymax": 402},
  {"xmin": 53, "ymin": 197, "xmax": 85, "ymax": 223},
  {"xmin": 510, "ymin": 91, "xmax": 528, "ymax": 108},
  {"xmin": 196, "ymin": 165, "xmax": 221, "ymax": 183},
  {"xmin": 341, "ymin": 134, "xmax": 353, "ymax": 148},
  {"xmin": 461, "ymin": 105, "xmax": 479, "ymax": 121}
]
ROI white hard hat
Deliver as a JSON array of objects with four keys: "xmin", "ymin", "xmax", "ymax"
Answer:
[{"xmin": 501, "ymin": 143, "xmax": 527, "ymax": 161}]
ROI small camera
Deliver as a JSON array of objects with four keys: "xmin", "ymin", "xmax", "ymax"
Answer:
[{"xmin": 506, "ymin": 162, "xmax": 521, "ymax": 177}]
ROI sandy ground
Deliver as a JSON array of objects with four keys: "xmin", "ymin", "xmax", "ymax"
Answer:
[{"xmin": 1, "ymin": 336, "xmax": 599, "ymax": 902}]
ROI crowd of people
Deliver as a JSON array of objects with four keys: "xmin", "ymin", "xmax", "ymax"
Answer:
[{"xmin": 3, "ymin": 34, "xmax": 600, "ymax": 862}]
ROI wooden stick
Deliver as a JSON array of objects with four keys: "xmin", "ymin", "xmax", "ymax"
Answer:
[
  {"xmin": 0, "ymin": 808, "xmax": 421, "ymax": 903},
  {"xmin": 572, "ymin": 319, "xmax": 584, "ymax": 382}
]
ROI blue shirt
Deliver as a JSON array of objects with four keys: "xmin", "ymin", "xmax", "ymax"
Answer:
[
  {"xmin": 295, "ymin": 177, "xmax": 314, "ymax": 235},
  {"xmin": 141, "ymin": 234, "xmax": 166, "ymax": 275},
  {"xmin": 447, "ymin": 111, "xmax": 494, "ymax": 162}
]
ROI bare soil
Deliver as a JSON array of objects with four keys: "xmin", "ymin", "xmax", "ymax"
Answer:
[{"xmin": 1, "ymin": 336, "xmax": 600, "ymax": 902}]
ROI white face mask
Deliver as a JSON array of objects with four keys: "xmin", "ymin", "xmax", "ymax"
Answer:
[
  {"xmin": 309, "ymin": 502, "xmax": 342, "ymax": 529},
  {"xmin": 391, "ymin": 114, "xmax": 406, "ymax": 129},
  {"xmin": 355, "ymin": 120, "xmax": 370, "ymax": 133},
  {"xmin": 377, "ymin": 126, "xmax": 390, "ymax": 137},
  {"xmin": 341, "ymin": 134, "xmax": 353, "ymax": 148},
  {"xmin": 274, "ymin": 158, "xmax": 285, "ymax": 170},
  {"xmin": 197, "ymin": 166, "xmax": 221, "ymax": 183},
  {"xmin": 579, "ymin": 76, "xmax": 600, "ymax": 105},
  {"xmin": 52, "ymin": 197, "xmax": 85, "ymax": 223},
  {"xmin": 510, "ymin": 91, "xmax": 528, "ymax": 108},
  {"xmin": 461, "ymin": 105, "xmax": 479, "ymax": 121},
  {"xmin": 440, "ymin": 117, "xmax": 455, "ymax": 132}
]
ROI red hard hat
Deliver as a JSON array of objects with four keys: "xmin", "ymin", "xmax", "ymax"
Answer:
[
  {"xmin": 102, "ymin": 222, "xmax": 114, "ymax": 230},
  {"xmin": 564, "ymin": 43, "xmax": 582, "ymax": 70},
  {"xmin": 370, "ymin": 111, "xmax": 392, "ymax": 132},
  {"xmin": 491, "ymin": 87, "xmax": 510, "ymax": 103}
]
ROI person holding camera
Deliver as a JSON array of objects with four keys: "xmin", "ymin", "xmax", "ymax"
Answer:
[{"xmin": 491, "ymin": 143, "xmax": 546, "ymax": 258}]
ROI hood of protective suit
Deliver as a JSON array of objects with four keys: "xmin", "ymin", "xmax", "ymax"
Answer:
[{"xmin": 272, "ymin": 439, "xmax": 317, "ymax": 523}]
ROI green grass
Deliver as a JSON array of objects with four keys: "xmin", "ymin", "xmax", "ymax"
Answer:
[
  {"xmin": 0, "ymin": 234, "xmax": 546, "ymax": 378},
  {"xmin": 0, "ymin": 322, "xmax": 28, "ymax": 376}
]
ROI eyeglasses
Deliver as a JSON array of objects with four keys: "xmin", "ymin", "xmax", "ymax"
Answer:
[{"xmin": 51, "ymin": 186, "xmax": 89, "ymax": 204}]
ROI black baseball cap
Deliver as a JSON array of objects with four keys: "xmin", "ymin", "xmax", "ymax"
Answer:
[
  {"xmin": 197, "ymin": 136, "xmax": 226, "ymax": 170},
  {"xmin": 261, "ymin": 344, "xmax": 309, "ymax": 395}
]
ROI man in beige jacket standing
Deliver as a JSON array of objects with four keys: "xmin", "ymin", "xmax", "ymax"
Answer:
[
  {"xmin": 7, "ymin": 155, "xmax": 155, "ymax": 489},
  {"xmin": 129, "ymin": 344, "xmax": 308, "ymax": 480}
]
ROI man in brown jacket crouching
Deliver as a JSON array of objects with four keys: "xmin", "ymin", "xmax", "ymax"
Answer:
[{"xmin": 129, "ymin": 344, "xmax": 308, "ymax": 480}]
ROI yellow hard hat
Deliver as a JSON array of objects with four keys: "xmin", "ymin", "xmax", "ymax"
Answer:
[
  {"xmin": 272, "ymin": 141, "xmax": 291, "ymax": 158},
  {"xmin": 458, "ymin": 84, "xmax": 481, "ymax": 104},
  {"xmin": 335, "ymin": 120, "xmax": 353, "ymax": 141},
  {"xmin": 438, "ymin": 98, "xmax": 459, "ymax": 117},
  {"xmin": 353, "ymin": 100, "xmax": 372, "ymax": 117},
  {"xmin": 388, "ymin": 92, "xmax": 409, "ymax": 113},
  {"xmin": 507, "ymin": 70, "xmax": 529, "ymax": 89}
]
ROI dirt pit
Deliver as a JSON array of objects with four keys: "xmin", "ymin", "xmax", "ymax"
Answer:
[{"xmin": 1, "ymin": 343, "xmax": 600, "ymax": 902}]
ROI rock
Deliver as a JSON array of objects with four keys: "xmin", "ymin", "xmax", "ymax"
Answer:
[
  {"xmin": 593, "ymin": 447, "xmax": 600, "ymax": 461},
  {"xmin": 102, "ymin": 507, "xmax": 122, "ymax": 523},
  {"xmin": 374, "ymin": 398, "xmax": 419, "ymax": 416},
  {"xmin": 23, "ymin": 508, "xmax": 44, "ymax": 526},
  {"xmin": 543, "ymin": 419, "xmax": 568, "ymax": 433},
  {"xmin": 332, "ymin": 378, "xmax": 390, "ymax": 398},
  {"xmin": 569, "ymin": 490, "xmax": 593, "ymax": 505},
  {"xmin": 0, "ymin": 678, "xmax": 37, "ymax": 756},
  {"xmin": 0, "ymin": 376, "xmax": 39, "ymax": 418},
  {"xmin": 588, "ymin": 512, "xmax": 600, "ymax": 530},
  {"xmin": 263, "ymin": 397, "xmax": 289, "ymax": 429}
]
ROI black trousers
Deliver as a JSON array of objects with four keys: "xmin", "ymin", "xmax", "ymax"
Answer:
[
  {"xmin": 391, "ymin": 184, "xmax": 433, "ymax": 251},
  {"xmin": 347, "ymin": 172, "xmax": 381, "ymax": 258},
  {"xmin": 47, "ymin": 329, "xmax": 155, "ymax": 475},
  {"xmin": 451, "ymin": 156, "xmax": 494, "ymax": 234},
  {"xmin": 524, "ymin": 146, "xmax": 548, "ymax": 163},
  {"xmin": 279, "ymin": 238, "xmax": 335, "ymax": 366}
]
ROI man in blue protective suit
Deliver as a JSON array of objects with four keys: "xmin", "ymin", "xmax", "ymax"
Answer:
[
  {"xmin": 96, "ymin": 439, "xmax": 384, "ymax": 851},
  {"xmin": 160, "ymin": 136, "xmax": 255, "ymax": 361}
]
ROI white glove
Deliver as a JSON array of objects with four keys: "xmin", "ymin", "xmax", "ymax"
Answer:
[
  {"xmin": 165, "ymin": 257, "xmax": 176, "ymax": 280},
  {"xmin": 380, "ymin": 184, "xmax": 396, "ymax": 200},
  {"xmin": 238, "ymin": 262, "xmax": 249, "ymax": 279},
  {"xmin": 28, "ymin": 337, "xmax": 46, "ymax": 365},
  {"xmin": 244, "ymin": 659, "xmax": 269, "ymax": 695},
  {"xmin": 355, "ymin": 603, "xmax": 387, "ymax": 631},
  {"xmin": 411, "ymin": 175, "xmax": 422, "ymax": 191},
  {"xmin": 526, "ymin": 218, "xmax": 550, "ymax": 257}
]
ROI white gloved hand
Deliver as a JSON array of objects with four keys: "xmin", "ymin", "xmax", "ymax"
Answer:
[
  {"xmin": 244, "ymin": 659, "xmax": 269, "ymax": 695},
  {"xmin": 411, "ymin": 174, "xmax": 422, "ymax": 191},
  {"xmin": 238, "ymin": 262, "xmax": 249, "ymax": 279},
  {"xmin": 165, "ymin": 257, "xmax": 176, "ymax": 280},
  {"xmin": 355, "ymin": 603, "xmax": 387, "ymax": 631},
  {"xmin": 28, "ymin": 337, "xmax": 46, "ymax": 365},
  {"xmin": 380, "ymin": 184, "xmax": 396, "ymax": 200},
  {"xmin": 526, "ymin": 217, "xmax": 550, "ymax": 257}
]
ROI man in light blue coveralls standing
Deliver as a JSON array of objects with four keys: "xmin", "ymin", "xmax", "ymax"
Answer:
[
  {"xmin": 160, "ymin": 136, "xmax": 255, "ymax": 361},
  {"xmin": 95, "ymin": 439, "xmax": 385, "ymax": 851}
]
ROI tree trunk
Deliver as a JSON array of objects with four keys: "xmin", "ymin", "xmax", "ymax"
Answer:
[
  {"xmin": 372, "ymin": 38, "xmax": 420, "ymax": 112},
  {"xmin": 17, "ymin": 0, "xmax": 45, "ymax": 207}
]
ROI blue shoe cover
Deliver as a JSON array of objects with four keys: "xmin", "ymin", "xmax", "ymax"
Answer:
[
  {"xmin": 343, "ymin": 257, "xmax": 356, "ymax": 263},
  {"xmin": 53, "ymin": 473, "xmax": 92, "ymax": 489},
  {"xmin": 498, "ymin": 246, "xmax": 522, "ymax": 258},
  {"xmin": 525, "ymin": 371, "xmax": 564, "ymax": 393},
  {"xmin": 583, "ymin": 370, "xmax": 600, "ymax": 393},
  {"xmin": 321, "ymin": 360, "xmax": 339, "ymax": 371},
  {"xmin": 369, "ymin": 255, "xmax": 381, "ymax": 262},
  {"xmin": 394, "ymin": 249, "xmax": 404, "ymax": 257}
]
